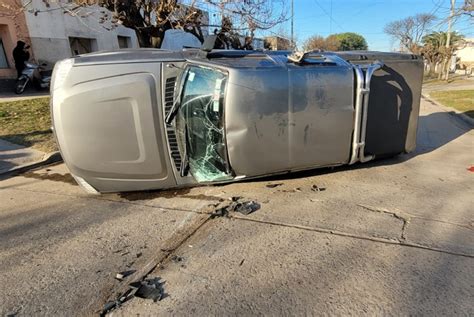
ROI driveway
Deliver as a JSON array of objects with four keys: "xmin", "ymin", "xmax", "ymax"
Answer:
[{"xmin": 0, "ymin": 98, "xmax": 473, "ymax": 316}]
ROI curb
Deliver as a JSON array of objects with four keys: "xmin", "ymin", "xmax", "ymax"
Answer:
[
  {"xmin": 0, "ymin": 151, "xmax": 63, "ymax": 178},
  {"xmin": 421, "ymin": 94, "xmax": 474, "ymax": 128}
]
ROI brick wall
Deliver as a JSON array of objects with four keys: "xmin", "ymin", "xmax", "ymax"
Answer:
[{"xmin": 0, "ymin": 0, "xmax": 32, "ymax": 79}]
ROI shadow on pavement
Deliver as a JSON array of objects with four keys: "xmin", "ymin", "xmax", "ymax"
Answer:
[
  {"xmin": 0, "ymin": 152, "xmax": 28, "ymax": 173},
  {"xmin": 0, "ymin": 130, "xmax": 52, "ymax": 148}
]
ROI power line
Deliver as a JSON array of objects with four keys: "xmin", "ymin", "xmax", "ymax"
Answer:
[
  {"xmin": 291, "ymin": 0, "xmax": 294, "ymax": 47},
  {"xmin": 312, "ymin": 0, "xmax": 344, "ymax": 32}
]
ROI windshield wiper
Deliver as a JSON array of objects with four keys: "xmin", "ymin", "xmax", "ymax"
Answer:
[
  {"xmin": 165, "ymin": 96, "xmax": 181, "ymax": 125},
  {"xmin": 180, "ymin": 124, "xmax": 190, "ymax": 177}
]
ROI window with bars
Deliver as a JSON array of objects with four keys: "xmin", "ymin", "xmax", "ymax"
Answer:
[{"xmin": 0, "ymin": 38, "xmax": 9, "ymax": 69}]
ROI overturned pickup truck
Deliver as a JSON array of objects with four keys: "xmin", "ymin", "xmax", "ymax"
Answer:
[{"xmin": 50, "ymin": 48, "xmax": 423, "ymax": 194}]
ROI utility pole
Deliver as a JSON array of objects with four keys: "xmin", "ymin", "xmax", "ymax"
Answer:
[
  {"xmin": 445, "ymin": 0, "xmax": 456, "ymax": 80},
  {"xmin": 329, "ymin": 0, "xmax": 333, "ymax": 34},
  {"xmin": 291, "ymin": 0, "xmax": 294, "ymax": 49}
]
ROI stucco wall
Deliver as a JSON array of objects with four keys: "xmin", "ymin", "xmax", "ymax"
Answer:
[
  {"xmin": 456, "ymin": 39, "xmax": 474, "ymax": 63},
  {"xmin": 161, "ymin": 29, "xmax": 203, "ymax": 50},
  {"xmin": 0, "ymin": 0, "xmax": 32, "ymax": 78},
  {"xmin": 2, "ymin": 0, "xmax": 215, "ymax": 79},
  {"xmin": 23, "ymin": 0, "xmax": 138, "ymax": 65}
]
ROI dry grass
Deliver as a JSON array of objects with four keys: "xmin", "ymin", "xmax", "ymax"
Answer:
[{"xmin": 0, "ymin": 97, "xmax": 57, "ymax": 152}]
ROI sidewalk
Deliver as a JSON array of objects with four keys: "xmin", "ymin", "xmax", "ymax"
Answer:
[
  {"xmin": 422, "ymin": 77, "xmax": 474, "ymax": 94},
  {"xmin": 0, "ymin": 139, "xmax": 46, "ymax": 174},
  {"xmin": 0, "ymin": 78, "xmax": 49, "ymax": 102},
  {"xmin": 0, "ymin": 91, "xmax": 49, "ymax": 103}
]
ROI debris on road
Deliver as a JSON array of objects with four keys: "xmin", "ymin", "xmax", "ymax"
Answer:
[
  {"xmin": 210, "ymin": 197, "xmax": 261, "ymax": 218},
  {"xmin": 130, "ymin": 278, "xmax": 165, "ymax": 302},
  {"xmin": 115, "ymin": 270, "xmax": 136, "ymax": 281},
  {"xmin": 233, "ymin": 201, "xmax": 261, "ymax": 215},
  {"xmin": 171, "ymin": 255, "xmax": 184, "ymax": 263},
  {"xmin": 280, "ymin": 187, "xmax": 302, "ymax": 193},
  {"xmin": 468, "ymin": 166, "xmax": 474, "ymax": 172},
  {"xmin": 311, "ymin": 185, "xmax": 326, "ymax": 192},
  {"xmin": 266, "ymin": 183, "xmax": 283, "ymax": 188},
  {"xmin": 211, "ymin": 206, "xmax": 230, "ymax": 218},
  {"xmin": 101, "ymin": 277, "xmax": 165, "ymax": 315}
]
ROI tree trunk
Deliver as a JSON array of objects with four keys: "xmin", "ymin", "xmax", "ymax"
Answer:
[
  {"xmin": 444, "ymin": 56, "xmax": 451, "ymax": 81},
  {"xmin": 135, "ymin": 26, "xmax": 167, "ymax": 48},
  {"xmin": 135, "ymin": 29, "xmax": 152, "ymax": 48},
  {"xmin": 429, "ymin": 61, "xmax": 435, "ymax": 75},
  {"xmin": 438, "ymin": 61, "xmax": 445, "ymax": 79}
]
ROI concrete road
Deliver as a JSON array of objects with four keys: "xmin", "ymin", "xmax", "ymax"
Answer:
[{"xmin": 0, "ymin": 98, "xmax": 473, "ymax": 316}]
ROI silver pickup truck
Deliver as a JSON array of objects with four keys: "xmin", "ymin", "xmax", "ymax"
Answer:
[{"xmin": 50, "ymin": 49, "xmax": 423, "ymax": 194}]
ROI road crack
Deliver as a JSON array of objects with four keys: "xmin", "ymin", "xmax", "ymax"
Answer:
[
  {"xmin": 357, "ymin": 204, "xmax": 411, "ymax": 241},
  {"xmin": 230, "ymin": 215, "xmax": 474, "ymax": 259}
]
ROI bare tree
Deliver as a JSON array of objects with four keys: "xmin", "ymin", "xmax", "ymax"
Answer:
[
  {"xmin": 0, "ymin": 0, "xmax": 29, "ymax": 18},
  {"xmin": 302, "ymin": 35, "xmax": 339, "ymax": 51},
  {"xmin": 69, "ymin": 0, "xmax": 288, "ymax": 48},
  {"xmin": 384, "ymin": 13, "xmax": 436, "ymax": 54},
  {"xmin": 448, "ymin": 0, "xmax": 474, "ymax": 18}
]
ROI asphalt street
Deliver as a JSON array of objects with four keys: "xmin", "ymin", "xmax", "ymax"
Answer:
[{"xmin": 0, "ymin": 98, "xmax": 473, "ymax": 316}]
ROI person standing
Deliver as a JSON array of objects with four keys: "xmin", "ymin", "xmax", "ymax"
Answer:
[{"xmin": 12, "ymin": 41, "xmax": 30, "ymax": 78}]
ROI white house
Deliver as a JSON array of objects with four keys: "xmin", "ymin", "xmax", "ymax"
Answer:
[
  {"xmin": 22, "ymin": 0, "xmax": 139, "ymax": 65},
  {"xmin": 0, "ymin": 0, "xmax": 210, "ymax": 79},
  {"xmin": 455, "ymin": 38, "xmax": 474, "ymax": 75}
]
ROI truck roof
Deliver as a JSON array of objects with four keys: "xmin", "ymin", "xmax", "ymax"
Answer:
[{"xmin": 71, "ymin": 48, "xmax": 420, "ymax": 68}]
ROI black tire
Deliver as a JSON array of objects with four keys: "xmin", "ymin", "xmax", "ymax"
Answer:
[{"xmin": 15, "ymin": 78, "xmax": 28, "ymax": 94}]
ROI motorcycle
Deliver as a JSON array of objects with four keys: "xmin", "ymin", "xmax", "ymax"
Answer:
[{"xmin": 15, "ymin": 62, "xmax": 52, "ymax": 94}]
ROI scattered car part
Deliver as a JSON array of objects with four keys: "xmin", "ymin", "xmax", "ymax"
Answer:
[
  {"xmin": 233, "ymin": 201, "xmax": 261, "ymax": 215},
  {"xmin": 115, "ymin": 270, "xmax": 136, "ymax": 281},
  {"xmin": 101, "ymin": 277, "xmax": 165, "ymax": 316},
  {"xmin": 130, "ymin": 278, "xmax": 164, "ymax": 302}
]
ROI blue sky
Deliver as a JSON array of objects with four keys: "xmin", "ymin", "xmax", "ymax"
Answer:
[{"xmin": 268, "ymin": 0, "xmax": 473, "ymax": 51}]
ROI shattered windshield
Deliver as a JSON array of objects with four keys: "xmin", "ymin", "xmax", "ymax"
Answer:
[{"xmin": 175, "ymin": 66, "xmax": 232, "ymax": 183}]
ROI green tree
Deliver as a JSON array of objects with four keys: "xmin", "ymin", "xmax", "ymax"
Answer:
[
  {"xmin": 421, "ymin": 31, "xmax": 464, "ymax": 77},
  {"xmin": 302, "ymin": 32, "xmax": 367, "ymax": 51},
  {"xmin": 422, "ymin": 31, "xmax": 464, "ymax": 48},
  {"xmin": 328, "ymin": 32, "xmax": 368, "ymax": 51}
]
